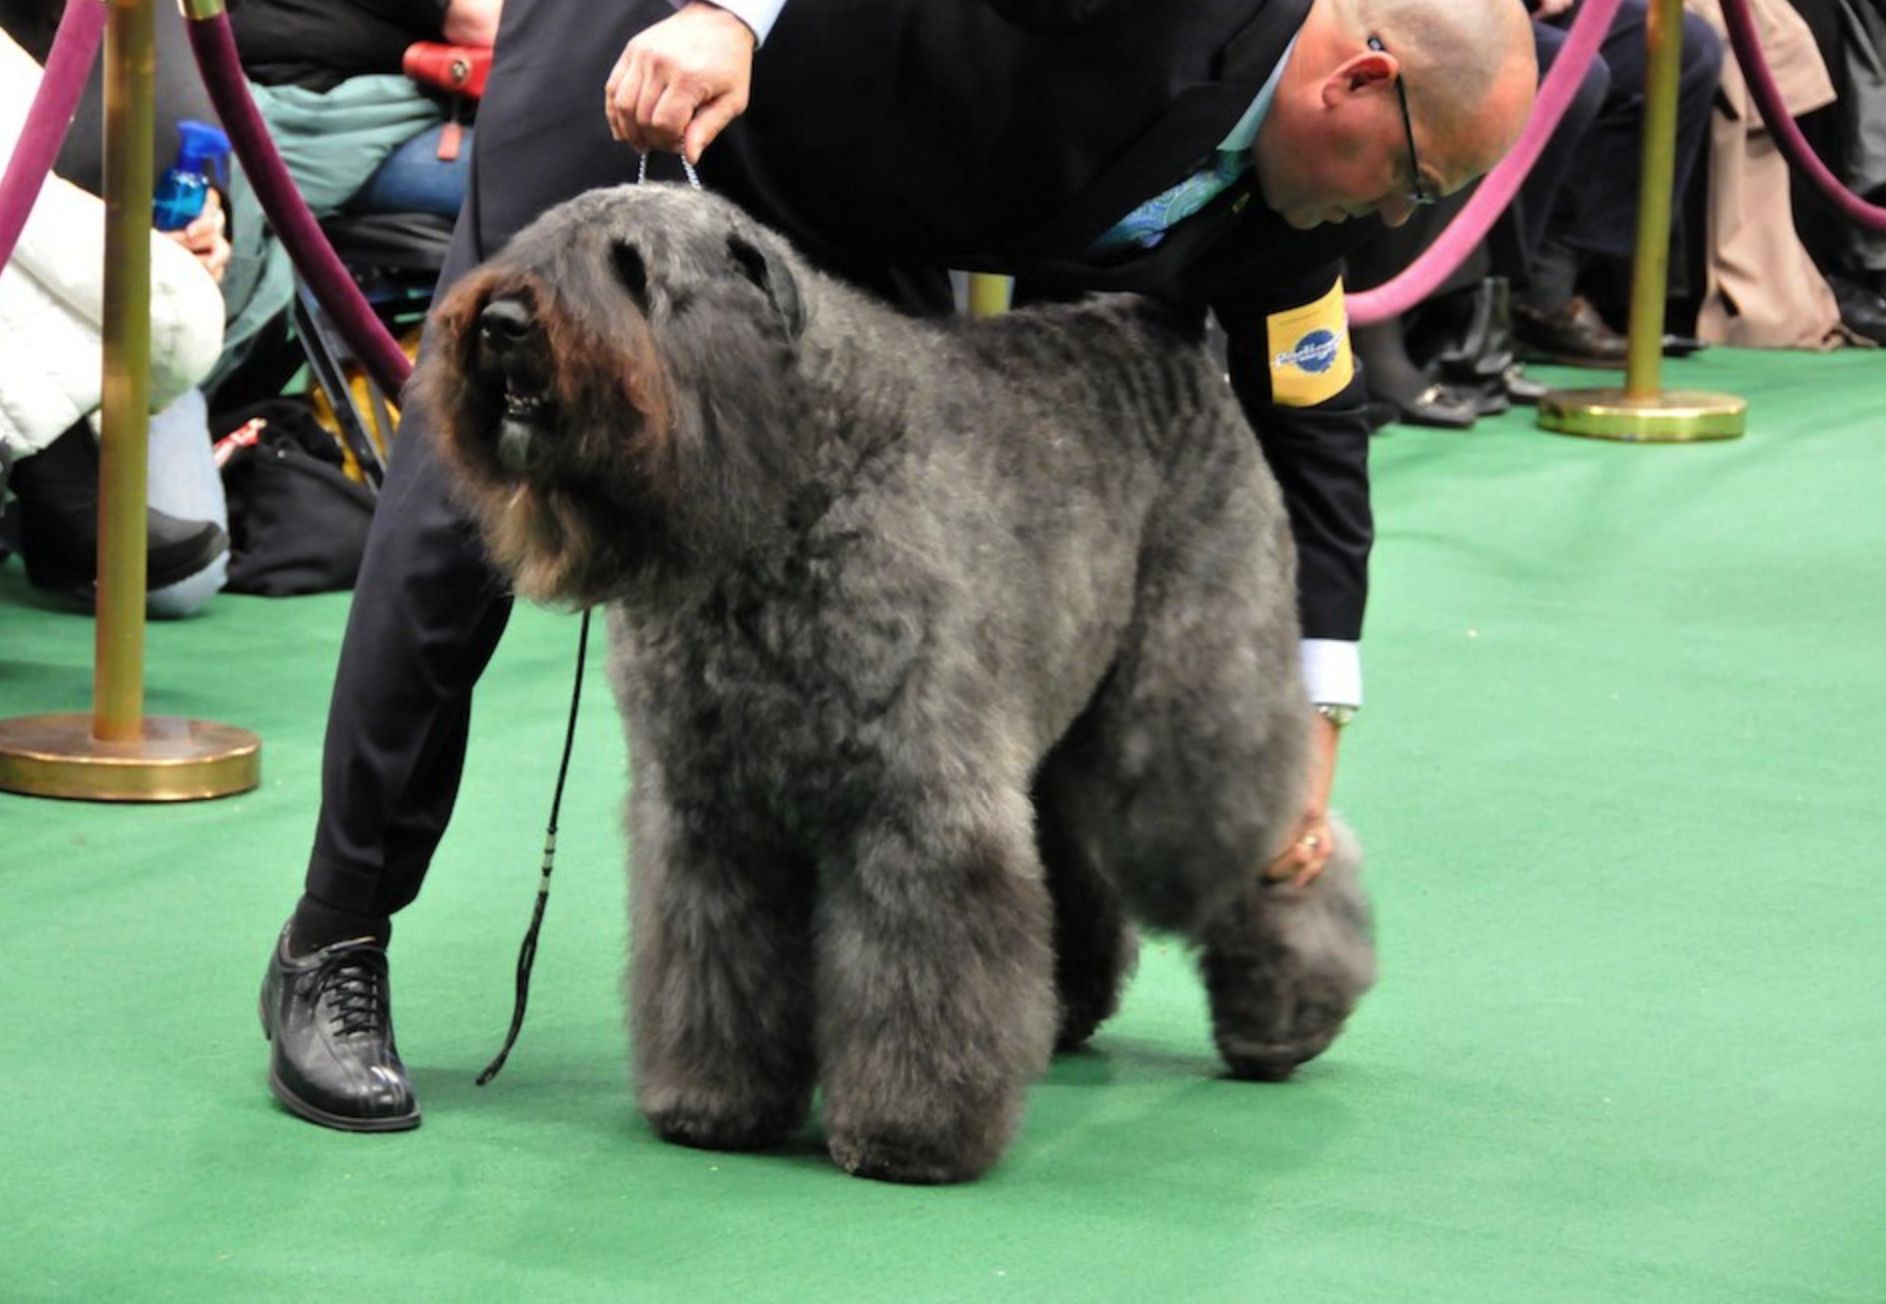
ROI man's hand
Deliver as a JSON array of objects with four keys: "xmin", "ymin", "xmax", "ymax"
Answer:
[
  {"xmin": 164, "ymin": 187, "xmax": 230, "ymax": 284},
  {"xmin": 604, "ymin": 2, "xmax": 756, "ymax": 165},
  {"xmin": 1262, "ymin": 710, "xmax": 1342, "ymax": 888}
]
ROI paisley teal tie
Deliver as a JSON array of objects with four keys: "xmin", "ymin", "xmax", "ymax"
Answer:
[{"xmin": 1093, "ymin": 149, "xmax": 1249, "ymax": 254}]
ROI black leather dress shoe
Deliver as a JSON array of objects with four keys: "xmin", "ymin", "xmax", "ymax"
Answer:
[
  {"xmin": 1830, "ymin": 275, "xmax": 1886, "ymax": 345},
  {"xmin": 259, "ymin": 927, "xmax": 420, "ymax": 1132},
  {"xmin": 1394, "ymin": 383, "xmax": 1479, "ymax": 429},
  {"xmin": 1514, "ymin": 295, "xmax": 1629, "ymax": 368},
  {"xmin": 1501, "ymin": 364, "xmax": 1549, "ymax": 405}
]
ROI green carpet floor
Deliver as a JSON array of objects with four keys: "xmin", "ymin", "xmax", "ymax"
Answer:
[{"xmin": 3, "ymin": 348, "xmax": 1883, "ymax": 1302}]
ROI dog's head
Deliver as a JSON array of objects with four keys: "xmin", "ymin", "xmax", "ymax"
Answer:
[{"xmin": 417, "ymin": 185, "xmax": 813, "ymax": 605}]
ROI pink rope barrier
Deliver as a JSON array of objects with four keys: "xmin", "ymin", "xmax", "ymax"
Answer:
[
  {"xmin": 1719, "ymin": 0, "xmax": 1886, "ymax": 231},
  {"xmin": 0, "ymin": 0, "xmax": 107, "ymax": 275},
  {"xmin": 182, "ymin": 8, "xmax": 413, "ymax": 394},
  {"xmin": 1348, "ymin": 0, "xmax": 1626, "ymax": 326}
]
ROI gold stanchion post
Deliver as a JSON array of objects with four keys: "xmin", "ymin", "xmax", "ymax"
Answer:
[
  {"xmin": 1538, "ymin": 0, "xmax": 1746, "ymax": 442},
  {"xmin": 0, "ymin": 0, "xmax": 260, "ymax": 801}
]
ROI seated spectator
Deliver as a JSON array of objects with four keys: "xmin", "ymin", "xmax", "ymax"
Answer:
[
  {"xmin": 0, "ymin": 12, "xmax": 231, "ymax": 618},
  {"xmin": 216, "ymin": 0, "xmax": 501, "ymax": 375},
  {"xmin": 1685, "ymin": 0, "xmax": 1868, "ymax": 347},
  {"xmin": 1786, "ymin": 0, "xmax": 1886, "ymax": 342},
  {"xmin": 1512, "ymin": 0, "xmax": 1725, "ymax": 364}
]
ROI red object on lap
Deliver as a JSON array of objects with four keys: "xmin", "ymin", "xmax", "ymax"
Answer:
[{"xmin": 402, "ymin": 42, "xmax": 490, "ymax": 100}]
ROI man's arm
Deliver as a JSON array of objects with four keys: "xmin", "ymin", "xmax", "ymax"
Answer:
[
  {"xmin": 1213, "ymin": 277, "xmax": 1373, "ymax": 885},
  {"xmin": 604, "ymin": 0, "xmax": 784, "ymax": 162},
  {"xmin": 601, "ymin": 0, "xmax": 1124, "ymax": 158}
]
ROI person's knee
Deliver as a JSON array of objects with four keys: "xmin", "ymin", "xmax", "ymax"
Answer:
[{"xmin": 1679, "ymin": 13, "xmax": 1725, "ymax": 94}]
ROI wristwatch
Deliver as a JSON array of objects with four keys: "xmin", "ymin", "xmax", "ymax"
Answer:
[{"xmin": 1313, "ymin": 702, "xmax": 1357, "ymax": 729}]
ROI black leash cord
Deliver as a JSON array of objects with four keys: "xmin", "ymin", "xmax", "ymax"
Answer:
[
  {"xmin": 477, "ymin": 607, "xmax": 593, "ymax": 1085},
  {"xmin": 478, "ymin": 156, "xmax": 694, "ymax": 1086}
]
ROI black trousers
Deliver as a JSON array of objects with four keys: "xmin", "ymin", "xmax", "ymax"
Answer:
[
  {"xmin": 302, "ymin": 0, "xmax": 951, "ymax": 919},
  {"xmin": 300, "ymin": 209, "xmax": 513, "ymax": 919}
]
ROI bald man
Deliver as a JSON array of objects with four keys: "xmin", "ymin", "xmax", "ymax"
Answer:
[{"xmin": 259, "ymin": 0, "xmax": 1536, "ymax": 1133}]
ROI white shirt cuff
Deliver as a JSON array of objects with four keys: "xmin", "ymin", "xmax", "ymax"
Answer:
[
  {"xmin": 670, "ymin": 0, "xmax": 786, "ymax": 44},
  {"xmin": 1301, "ymin": 639, "xmax": 1361, "ymax": 711}
]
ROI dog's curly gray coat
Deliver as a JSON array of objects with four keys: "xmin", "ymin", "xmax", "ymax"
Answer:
[{"xmin": 419, "ymin": 185, "xmax": 1375, "ymax": 1184}]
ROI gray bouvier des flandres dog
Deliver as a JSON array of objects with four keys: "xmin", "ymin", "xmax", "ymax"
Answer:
[{"xmin": 419, "ymin": 184, "xmax": 1375, "ymax": 1184}]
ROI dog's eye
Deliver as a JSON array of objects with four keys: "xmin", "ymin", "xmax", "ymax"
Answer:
[{"xmin": 611, "ymin": 240, "xmax": 649, "ymax": 309}]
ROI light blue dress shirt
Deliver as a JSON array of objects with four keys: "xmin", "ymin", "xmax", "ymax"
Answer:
[{"xmin": 675, "ymin": 0, "xmax": 788, "ymax": 44}]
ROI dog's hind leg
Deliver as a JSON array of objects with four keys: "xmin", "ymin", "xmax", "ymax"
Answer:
[
  {"xmin": 1034, "ymin": 754, "xmax": 1138, "ymax": 1052},
  {"xmin": 628, "ymin": 786, "xmax": 816, "ymax": 1153},
  {"xmin": 1069, "ymin": 637, "xmax": 1377, "ymax": 1080},
  {"xmin": 1049, "ymin": 482, "xmax": 1375, "ymax": 1078},
  {"xmin": 815, "ymin": 788, "xmax": 1057, "ymax": 1184}
]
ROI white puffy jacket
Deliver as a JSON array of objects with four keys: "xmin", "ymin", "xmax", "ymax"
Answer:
[{"xmin": 1, "ymin": 31, "xmax": 225, "ymax": 459}]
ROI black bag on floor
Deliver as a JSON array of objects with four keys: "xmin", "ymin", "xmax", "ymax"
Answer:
[{"xmin": 215, "ymin": 399, "xmax": 375, "ymax": 595}]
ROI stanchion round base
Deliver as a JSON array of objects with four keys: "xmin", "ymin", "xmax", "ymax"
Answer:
[
  {"xmin": 1538, "ymin": 388, "xmax": 1747, "ymax": 443},
  {"xmin": 0, "ymin": 713, "xmax": 261, "ymax": 801}
]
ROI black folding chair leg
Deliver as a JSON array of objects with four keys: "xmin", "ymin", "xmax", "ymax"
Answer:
[{"xmin": 291, "ymin": 285, "xmax": 387, "ymax": 490}]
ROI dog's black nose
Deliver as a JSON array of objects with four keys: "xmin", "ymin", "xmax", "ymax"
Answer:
[{"xmin": 479, "ymin": 297, "xmax": 536, "ymax": 349}]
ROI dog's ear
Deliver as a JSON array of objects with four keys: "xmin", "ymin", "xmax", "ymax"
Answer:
[
  {"xmin": 726, "ymin": 232, "xmax": 805, "ymax": 340},
  {"xmin": 611, "ymin": 239, "xmax": 651, "ymax": 312}
]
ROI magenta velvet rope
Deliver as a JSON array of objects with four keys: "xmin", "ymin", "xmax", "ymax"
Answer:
[
  {"xmin": 182, "ymin": 9, "xmax": 413, "ymax": 393},
  {"xmin": 1347, "ymin": 0, "xmax": 1626, "ymax": 327},
  {"xmin": 0, "ymin": 0, "xmax": 107, "ymax": 276},
  {"xmin": 1718, "ymin": 0, "xmax": 1886, "ymax": 231}
]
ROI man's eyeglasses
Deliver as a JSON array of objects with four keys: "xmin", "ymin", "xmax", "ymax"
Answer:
[{"xmin": 1367, "ymin": 35, "xmax": 1435, "ymax": 206}]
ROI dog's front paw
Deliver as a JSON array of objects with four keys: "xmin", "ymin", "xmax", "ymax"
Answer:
[
  {"xmin": 827, "ymin": 1125, "xmax": 998, "ymax": 1186},
  {"xmin": 1201, "ymin": 845, "xmax": 1376, "ymax": 1082},
  {"xmin": 824, "ymin": 1083, "xmax": 1023, "ymax": 1185},
  {"xmin": 641, "ymin": 1084, "xmax": 810, "ymax": 1153},
  {"xmin": 1210, "ymin": 959, "xmax": 1369, "ymax": 1082}
]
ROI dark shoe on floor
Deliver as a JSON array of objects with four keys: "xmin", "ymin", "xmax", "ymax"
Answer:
[
  {"xmin": 1433, "ymin": 276, "xmax": 1517, "ymax": 381},
  {"xmin": 1513, "ymin": 295, "xmax": 1629, "ymax": 368},
  {"xmin": 8, "ymin": 423, "xmax": 227, "ymax": 596},
  {"xmin": 1463, "ymin": 378, "xmax": 1511, "ymax": 418},
  {"xmin": 259, "ymin": 926, "xmax": 420, "ymax": 1132},
  {"xmin": 1501, "ymin": 364, "xmax": 1549, "ymax": 405},
  {"xmin": 1394, "ymin": 383, "xmax": 1479, "ymax": 429},
  {"xmin": 23, "ymin": 506, "xmax": 226, "ymax": 598},
  {"xmin": 1829, "ymin": 275, "xmax": 1886, "ymax": 346}
]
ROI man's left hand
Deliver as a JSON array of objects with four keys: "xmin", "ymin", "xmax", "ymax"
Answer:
[
  {"xmin": 604, "ymin": 2, "xmax": 756, "ymax": 164},
  {"xmin": 1263, "ymin": 710, "xmax": 1342, "ymax": 887}
]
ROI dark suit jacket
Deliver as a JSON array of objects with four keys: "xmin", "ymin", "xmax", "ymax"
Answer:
[{"xmin": 470, "ymin": 0, "xmax": 1377, "ymax": 643}]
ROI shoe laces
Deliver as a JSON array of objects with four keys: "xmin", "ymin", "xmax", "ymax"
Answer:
[{"xmin": 311, "ymin": 945, "xmax": 390, "ymax": 1040}]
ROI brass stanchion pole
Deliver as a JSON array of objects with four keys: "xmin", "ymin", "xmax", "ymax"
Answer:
[
  {"xmin": 0, "ymin": 0, "xmax": 259, "ymax": 801},
  {"xmin": 95, "ymin": 0, "xmax": 155, "ymax": 739},
  {"xmin": 1538, "ymin": 0, "xmax": 1746, "ymax": 442}
]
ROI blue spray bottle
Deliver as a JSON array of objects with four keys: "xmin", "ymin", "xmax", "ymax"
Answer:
[{"xmin": 153, "ymin": 120, "xmax": 231, "ymax": 232}]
